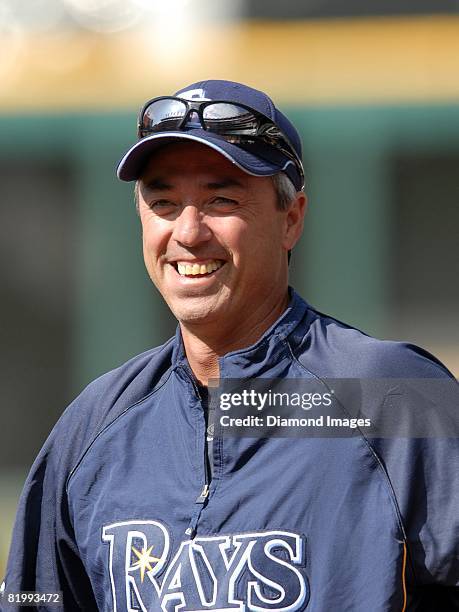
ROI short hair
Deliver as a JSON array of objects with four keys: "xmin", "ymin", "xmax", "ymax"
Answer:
[
  {"xmin": 271, "ymin": 172, "xmax": 298, "ymax": 211},
  {"xmin": 134, "ymin": 171, "xmax": 299, "ymax": 215}
]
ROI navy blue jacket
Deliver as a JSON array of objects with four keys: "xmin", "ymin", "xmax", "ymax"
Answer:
[{"xmin": 3, "ymin": 290, "xmax": 459, "ymax": 611}]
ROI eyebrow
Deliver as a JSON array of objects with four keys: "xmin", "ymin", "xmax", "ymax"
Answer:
[
  {"xmin": 205, "ymin": 178, "xmax": 245, "ymax": 190},
  {"xmin": 143, "ymin": 178, "xmax": 172, "ymax": 191},
  {"xmin": 143, "ymin": 177, "xmax": 245, "ymax": 191}
]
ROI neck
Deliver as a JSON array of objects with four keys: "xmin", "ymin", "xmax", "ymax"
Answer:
[{"xmin": 179, "ymin": 290, "xmax": 290, "ymax": 386}]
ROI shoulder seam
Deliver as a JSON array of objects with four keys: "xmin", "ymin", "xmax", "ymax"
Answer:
[
  {"xmin": 65, "ymin": 368, "xmax": 173, "ymax": 493},
  {"xmin": 283, "ymin": 336, "xmax": 413, "ymax": 576}
]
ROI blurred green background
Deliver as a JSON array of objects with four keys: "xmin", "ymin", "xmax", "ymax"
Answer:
[{"xmin": 1, "ymin": 0, "xmax": 458, "ymax": 577}]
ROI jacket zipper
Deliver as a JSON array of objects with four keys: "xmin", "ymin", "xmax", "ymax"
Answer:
[{"xmin": 184, "ymin": 371, "xmax": 211, "ymax": 538}]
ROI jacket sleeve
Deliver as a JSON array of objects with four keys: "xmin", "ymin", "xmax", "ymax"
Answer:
[
  {"xmin": 368, "ymin": 362, "xmax": 459, "ymax": 609},
  {"xmin": 2, "ymin": 344, "xmax": 170, "ymax": 611},
  {"xmin": 2, "ymin": 413, "xmax": 98, "ymax": 611}
]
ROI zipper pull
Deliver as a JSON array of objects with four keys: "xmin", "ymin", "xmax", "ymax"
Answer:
[
  {"xmin": 185, "ymin": 484, "xmax": 210, "ymax": 538},
  {"xmin": 195, "ymin": 484, "xmax": 209, "ymax": 504}
]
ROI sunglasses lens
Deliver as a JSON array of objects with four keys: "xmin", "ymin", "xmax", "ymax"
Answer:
[
  {"xmin": 202, "ymin": 103, "xmax": 259, "ymax": 135},
  {"xmin": 141, "ymin": 99, "xmax": 188, "ymax": 135}
]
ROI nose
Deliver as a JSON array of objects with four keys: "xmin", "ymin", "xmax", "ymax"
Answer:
[{"xmin": 171, "ymin": 205, "xmax": 212, "ymax": 247}]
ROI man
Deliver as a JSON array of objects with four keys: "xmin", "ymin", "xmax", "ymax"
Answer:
[{"xmin": 3, "ymin": 80, "xmax": 458, "ymax": 611}]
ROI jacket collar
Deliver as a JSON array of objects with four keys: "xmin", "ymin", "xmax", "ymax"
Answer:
[{"xmin": 172, "ymin": 287, "xmax": 310, "ymax": 379}]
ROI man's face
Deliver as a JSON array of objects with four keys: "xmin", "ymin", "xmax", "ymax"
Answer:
[{"xmin": 137, "ymin": 142, "xmax": 304, "ymax": 327}]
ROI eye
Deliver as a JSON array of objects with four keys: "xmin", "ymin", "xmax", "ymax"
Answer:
[
  {"xmin": 148, "ymin": 200, "xmax": 178, "ymax": 215},
  {"xmin": 210, "ymin": 196, "xmax": 238, "ymax": 209}
]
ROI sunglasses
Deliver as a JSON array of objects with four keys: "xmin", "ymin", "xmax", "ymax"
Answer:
[{"xmin": 137, "ymin": 96, "xmax": 304, "ymax": 186}]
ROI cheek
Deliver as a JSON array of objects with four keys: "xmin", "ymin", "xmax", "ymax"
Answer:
[
  {"xmin": 142, "ymin": 229, "xmax": 156, "ymax": 253},
  {"xmin": 141, "ymin": 232, "xmax": 166, "ymax": 285},
  {"xmin": 142, "ymin": 231, "xmax": 156, "ymax": 266},
  {"xmin": 141, "ymin": 217, "xmax": 169, "ymax": 259},
  {"xmin": 232, "ymin": 219, "xmax": 282, "ymax": 263},
  {"xmin": 208, "ymin": 217, "xmax": 247, "ymax": 257},
  {"xmin": 141, "ymin": 237, "xmax": 157, "ymax": 283}
]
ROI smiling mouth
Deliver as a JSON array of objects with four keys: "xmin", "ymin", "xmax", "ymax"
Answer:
[{"xmin": 171, "ymin": 260, "xmax": 225, "ymax": 278}]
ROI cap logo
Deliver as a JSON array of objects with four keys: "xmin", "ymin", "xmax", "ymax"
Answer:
[{"xmin": 180, "ymin": 88, "xmax": 210, "ymax": 101}]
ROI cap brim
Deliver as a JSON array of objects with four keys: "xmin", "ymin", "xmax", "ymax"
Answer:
[{"xmin": 116, "ymin": 129, "xmax": 298, "ymax": 184}]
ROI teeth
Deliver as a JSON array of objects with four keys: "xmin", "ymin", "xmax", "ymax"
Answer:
[{"xmin": 176, "ymin": 260, "xmax": 223, "ymax": 276}]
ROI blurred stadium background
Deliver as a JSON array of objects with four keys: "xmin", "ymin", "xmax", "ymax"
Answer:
[{"xmin": 1, "ymin": 0, "xmax": 458, "ymax": 576}]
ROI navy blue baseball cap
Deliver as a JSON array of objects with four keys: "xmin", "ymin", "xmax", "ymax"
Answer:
[{"xmin": 116, "ymin": 79, "xmax": 304, "ymax": 191}]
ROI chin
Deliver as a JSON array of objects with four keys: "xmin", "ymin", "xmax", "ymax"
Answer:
[{"xmin": 170, "ymin": 297, "xmax": 226, "ymax": 325}]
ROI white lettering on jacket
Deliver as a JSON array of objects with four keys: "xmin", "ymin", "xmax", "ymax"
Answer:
[{"xmin": 102, "ymin": 521, "xmax": 309, "ymax": 611}]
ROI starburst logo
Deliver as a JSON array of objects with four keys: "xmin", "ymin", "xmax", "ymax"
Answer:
[{"xmin": 131, "ymin": 545, "xmax": 162, "ymax": 582}]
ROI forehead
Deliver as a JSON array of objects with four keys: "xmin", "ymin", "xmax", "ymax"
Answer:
[{"xmin": 140, "ymin": 141, "xmax": 253, "ymax": 184}]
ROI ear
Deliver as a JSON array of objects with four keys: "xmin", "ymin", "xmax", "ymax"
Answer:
[{"xmin": 282, "ymin": 192, "xmax": 308, "ymax": 251}]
